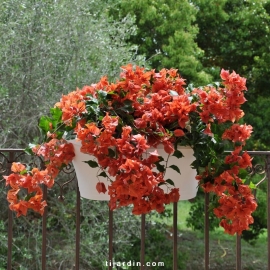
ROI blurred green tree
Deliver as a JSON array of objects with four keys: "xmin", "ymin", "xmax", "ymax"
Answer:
[
  {"xmin": 110, "ymin": 0, "xmax": 212, "ymax": 85},
  {"xmin": 0, "ymin": 0, "xmax": 144, "ymax": 148},
  {"xmin": 194, "ymin": 0, "xmax": 270, "ymax": 149}
]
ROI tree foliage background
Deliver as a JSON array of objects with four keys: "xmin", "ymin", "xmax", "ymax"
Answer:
[
  {"xmin": 110, "ymin": 0, "xmax": 212, "ymax": 85},
  {"xmin": 194, "ymin": 0, "xmax": 270, "ymax": 150},
  {"xmin": 0, "ymin": 0, "xmax": 144, "ymax": 148}
]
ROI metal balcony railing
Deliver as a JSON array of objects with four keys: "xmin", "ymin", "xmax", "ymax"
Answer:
[{"xmin": 1, "ymin": 149, "xmax": 270, "ymax": 270}]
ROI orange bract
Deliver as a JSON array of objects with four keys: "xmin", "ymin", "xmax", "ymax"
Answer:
[
  {"xmin": 96, "ymin": 182, "xmax": 107, "ymax": 194},
  {"xmin": 11, "ymin": 162, "xmax": 26, "ymax": 173}
]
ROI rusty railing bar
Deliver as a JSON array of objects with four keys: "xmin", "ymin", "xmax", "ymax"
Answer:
[
  {"xmin": 173, "ymin": 202, "xmax": 178, "ymax": 270},
  {"xmin": 0, "ymin": 149, "xmax": 24, "ymax": 152},
  {"xmin": 246, "ymin": 151, "xmax": 270, "ymax": 156},
  {"xmin": 236, "ymin": 234, "xmax": 241, "ymax": 270},
  {"xmin": 41, "ymin": 185, "xmax": 48, "ymax": 270},
  {"xmin": 7, "ymin": 209, "xmax": 13, "ymax": 270},
  {"xmin": 75, "ymin": 182, "xmax": 80, "ymax": 270},
  {"xmin": 140, "ymin": 214, "xmax": 145, "ymax": 270},
  {"xmin": 224, "ymin": 151, "xmax": 270, "ymax": 156},
  {"xmin": 266, "ymin": 155, "xmax": 270, "ymax": 270},
  {"xmin": 41, "ymin": 161, "xmax": 47, "ymax": 270},
  {"xmin": 7, "ymin": 151, "xmax": 14, "ymax": 270},
  {"xmin": 204, "ymin": 192, "xmax": 210, "ymax": 270},
  {"xmin": 108, "ymin": 209, "xmax": 113, "ymax": 270}
]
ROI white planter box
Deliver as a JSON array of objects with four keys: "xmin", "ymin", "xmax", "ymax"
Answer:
[{"xmin": 70, "ymin": 140, "xmax": 198, "ymax": 201}]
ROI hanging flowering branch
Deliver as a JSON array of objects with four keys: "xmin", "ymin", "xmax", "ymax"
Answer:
[{"xmin": 4, "ymin": 64, "xmax": 257, "ymax": 235}]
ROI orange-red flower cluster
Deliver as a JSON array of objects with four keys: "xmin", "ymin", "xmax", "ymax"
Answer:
[
  {"xmin": 211, "ymin": 141, "xmax": 257, "ymax": 234},
  {"xmin": 75, "ymin": 114, "xmax": 180, "ymax": 214},
  {"xmin": 196, "ymin": 71, "xmax": 257, "ymax": 234},
  {"xmin": 4, "ymin": 139, "xmax": 75, "ymax": 216},
  {"xmin": 68, "ymin": 65, "xmax": 194, "ymax": 214},
  {"xmin": 194, "ymin": 68, "xmax": 247, "ymax": 125},
  {"xmin": 4, "ymin": 64, "xmax": 256, "ymax": 235}
]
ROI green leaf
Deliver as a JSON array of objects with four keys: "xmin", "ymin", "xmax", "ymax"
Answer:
[
  {"xmin": 123, "ymin": 99, "xmax": 133, "ymax": 106},
  {"xmin": 98, "ymin": 171, "xmax": 108, "ymax": 178},
  {"xmin": 25, "ymin": 192, "xmax": 35, "ymax": 201},
  {"xmin": 108, "ymin": 148, "xmax": 116, "ymax": 158},
  {"xmin": 38, "ymin": 108, "xmax": 63, "ymax": 135},
  {"xmin": 155, "ymin": 162, "xmax": 165, "ymax": 172},
  {"xmin": 249, "ymin": 182, "xmax": 256, "ymax": 189},
  {"xmin": 88, "ymin": 97, "xmax": 98, "ymax": 104},
  {"xmin": 98, "ymin": 90, "xmax": 107, "ymax": 99},
  {"xmin": 107, "ymin": 91, "xmax": 116, "ymax": 95},
  {"xmin": 238, "ymin": 168, "xmax": 249, "ymax": 179},
  {"xmin": 172, "ymin": 149, "xmax": 184, "ymax": 159},
  {"xmin": 20, "ymin": 169, "xmax": 28, "ymax": 175},
  {"xmin": 50, "ymin": 107, "xmax": 62, "ymax": 124},
  {"xmin": 214, "ymin": 82, "xmax": 220, "ymax": 88},
  {"xmin": 156, "ymin": 132, "xmax": 164, "ymax": 137},
  {"xmin": 158, "ymin": 156, "xmax": 164, "ymax": 162},
  {"xmin": 97, "ymin": 90, "xmax": 108, "ymax": 105},
  {"xmin": 121, "ymin": 99, "xmax": 134, "ymax": 113},
  {"xmin": 169, "ymin": 165, "xmax": 181, "ymax": 174},
  {"xmin": 25, "ymin": 143, "xmax": 36, "ymax": 155},
  {"xmin": 87, "ymin": 103, "xmax": 100, "ymax": 115},
  {"xmin": 84, "ymin": 160, "xmax": 99, "ymax": 168},
  {"xmin": 165, "ymin": 179, "xmax": 175, "ymax": 186},
  {"xmin": 210, "ymin": 158, "xmax": 216, "ymax": 165},
  {"xmin": 39, "ymin": 116, "xmax": 52, "ymax": 133},
  {"xmin": 158, "ymin": 182, "xmax": 166, "ymax": 186}
]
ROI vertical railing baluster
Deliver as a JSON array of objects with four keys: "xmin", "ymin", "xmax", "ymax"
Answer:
[
  {"xmin": 108, "ymin": 209, "xmax": 113, "ymax": 270},
  {"xmin": 7, "ymin": 208, "xmax": 13, "ymax": 270},
  {"xmin": 41, "ymin": 158, "xmax": 47, "ymax": 270},
  {"xmin": 236, "ymin": 234, "xmax": 241, "ymax": 270},
  {"xmin": 75, "ymin": 182, "xmax": 80, "ymax": 270},
  {"xmin": 173, "ymin": 202, "xmax": 178, "ymax": 270},
  {"xmin": 140, "ymin": 214, "xmax": 145, "ymax": 270},
  {"xmin": 204, "ymin": 192, "xmax": 210, "ymax": 270},
  {"xmin": 7, "ymin": 151, "xmax": 14, "ymax": 270},
  {"xmin": 42, "ymin": 185, "xmax": 47, "ymax": 270},
  {"xmin": 266, "ymin": 155, "xmax": 270, "ymax": 270}
]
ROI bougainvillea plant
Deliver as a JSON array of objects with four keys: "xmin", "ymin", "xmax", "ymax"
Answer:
[{"xmin": 4, "ymin": 64, "xmax": 257, "ymax": 235}]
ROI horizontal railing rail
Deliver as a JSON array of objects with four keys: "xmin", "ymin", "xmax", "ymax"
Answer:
[{"xmin": 1, "ymin": 149, "xmax": 270, "ymax": 270}]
